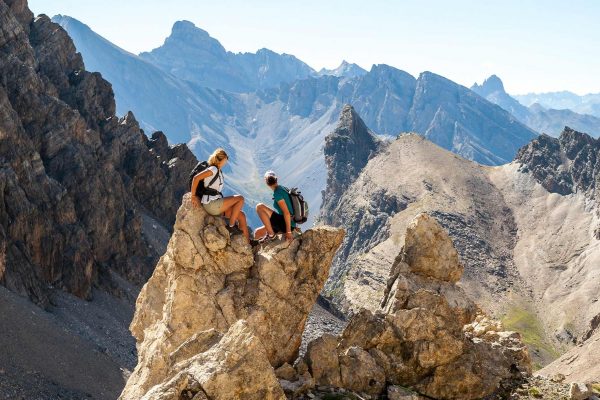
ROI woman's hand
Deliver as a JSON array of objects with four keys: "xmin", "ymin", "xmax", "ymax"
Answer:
[
  {"xmin": 285, "ymin": 231, "xmax": 293, "ymax": 242},
  {"xmin": 191, "ymin": 195, "xmax": 201, "ymax": 209}
]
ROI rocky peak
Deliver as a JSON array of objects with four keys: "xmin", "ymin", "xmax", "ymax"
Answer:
[
  {"xmin": 167, "ymin": 20, "xmax": 224, "ymax": 53},
  {"xmin": 318, "ymin": 60, "xmax": 367, "ymax": 79},
  {"xmin": 516, "ymin": 126, "xmax": 600, "ymax": 238},
  {"xmin": 409, "ymin": 71, "xmax": 537, "ymax": 164},
  {"xmin": 516, "ymin": 127, "xmax": 600, "ymax": 196},
  {"xmin": 321, "ymin": 105, "xmax": 380, "ymax": 224},
  {"xmin": 120, "ymin": 195, "xmax": 344, "ymax": 399},
  {"xmin": 471, "ymin": 74, "xmax": 506, "ymax": 97}
]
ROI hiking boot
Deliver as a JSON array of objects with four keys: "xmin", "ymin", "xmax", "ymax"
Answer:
[
  {"xmin": 225, "ymin": 224, "xmax": 243, "ymax": 236},
  {"xmin": 258, "ymin": 233, "xmax": 276, "ymax": 244}
]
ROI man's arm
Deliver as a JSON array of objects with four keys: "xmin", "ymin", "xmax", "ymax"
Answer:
[{"xmin": 277, "ymin": 199, "xmax": 293, "ymax": 241}]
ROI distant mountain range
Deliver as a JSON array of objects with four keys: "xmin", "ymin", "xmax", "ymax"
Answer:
[
  {"xmin": 515, "ymin": 90, "xmax": 600, "ymax": 118},
  {"xmin": 55, "ymin": 15, "xmax": 541, "ymax": 225},
  {"xmin": 472, "ymin": 75, "xmax": 600, "ymax": 137},
  {"xmin": 139, "ymin": 20, "xmax": 316, "ymax": 93}
]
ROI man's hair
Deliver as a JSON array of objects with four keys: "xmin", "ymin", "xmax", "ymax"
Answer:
[
  {"xmin": 208, "ymin": 148, "xmax": 228, "ymax": 166},
  {"xmin": 266, "ymin": 175, "xmax": 277, "ymax": 186}
]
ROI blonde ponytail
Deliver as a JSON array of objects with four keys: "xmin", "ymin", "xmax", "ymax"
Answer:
[{"xmin": 208, "ymin": 148, "xmax": 228, "ymax": 167}]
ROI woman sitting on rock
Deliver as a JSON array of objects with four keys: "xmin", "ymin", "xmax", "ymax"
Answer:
[
  {"xmin": 190, "ymin": 148, "xmax": 249, "ymax": 243},
  {"xmin": 254, "ymin": 170, "xmax": 295, "ymax": 243}
]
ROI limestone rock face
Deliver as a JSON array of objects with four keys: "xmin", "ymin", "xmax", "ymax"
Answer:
[
  {"xmin": 120, "ymin": 194, "xmax": 344, "ymax": 399},
  {"xmin": 140, "ymin": 321, "xmax": 286, "ymax": 400},
  {"xmin": 403, "ymin": 214, "xmax": 463, "ymax": 283},
  {"xmin": 305, "ymin": 214, "xmax": 531, "ymax": 400},
  {"xmin": 0, "ymin": 0, "xmax": 197, "ymax": 306}
]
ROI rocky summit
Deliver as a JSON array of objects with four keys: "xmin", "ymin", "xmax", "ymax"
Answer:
[
  {"xmin": 120, "ymin": 194, "xmax": 344, "ymax": 399},
  {"xmin": 121, "ymin": 198, "xmax": 531, "ymax": 400}
]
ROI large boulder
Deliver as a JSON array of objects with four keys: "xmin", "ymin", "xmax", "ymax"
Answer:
[
  {"xmin": 120, "ymin": 194, "xmax": 344, "ymax": 399},
  {"xmin": 305, "ymin": 213, "xmax": 531, "ymax": 400},
  {"xmin": 140, "ymin": 320, "xmax": 285, "ymax": 400}
]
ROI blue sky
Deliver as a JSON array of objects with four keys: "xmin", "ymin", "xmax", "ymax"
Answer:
[{"xmin": 29, "ymin": 0, "xmax": 600, "ymax": 95}]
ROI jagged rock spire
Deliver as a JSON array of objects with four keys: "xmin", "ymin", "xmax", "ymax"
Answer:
[{"xmin": 321, "ymin": 104, "xmax": 380, "ymax": 223}]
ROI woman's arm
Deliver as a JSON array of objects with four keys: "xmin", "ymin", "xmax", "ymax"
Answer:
[
  {"xmin": 191, "ymin": 169, "xmax": 214, "ymax": 207},
  {"xmin": 277, "ymin": 199, "xmax": 293, "ymax": 241}
]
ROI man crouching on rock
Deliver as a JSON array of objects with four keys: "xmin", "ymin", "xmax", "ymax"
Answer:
[{"xmin": 254, "ymin": 170, "xmax": 295, "ymax": 244}]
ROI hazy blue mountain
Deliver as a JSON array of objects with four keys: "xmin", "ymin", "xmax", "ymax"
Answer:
[
  {"xmin": 51, "ymin": 15, "xmax": 239, "ymax": 145},
  {"xmin": 472, "ymin": 75, "xmax": 530, "ymax": 121},
  {"xmin": 408, "ymin": 72, "xmax": 536, "ymax": 164},
  {"xmin": 139, "ymin": 20, "xmax": 316, "ymax": 92},
  {"xmin": 515, "ymin": 91, "xmax": 600, "ymax": 118},
  {"xmin": 57, "ymin": 15, "xmax": 540, "ymax": 224},
  {"xmin": 472, "ymin": 75, "xmax": 600, "ymax": 137},
  {"xmin": 318, "ymin": 60, "xmax": 367, "ymax": 79}
]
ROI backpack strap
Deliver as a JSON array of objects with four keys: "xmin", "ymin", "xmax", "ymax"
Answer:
[
  {"xmin": 207, "ymin": 167, "xmax": 220, "ymax": 188},
  {"xmin": 203, "ymin": 168, "xmax": 223, "ymax": 198}
]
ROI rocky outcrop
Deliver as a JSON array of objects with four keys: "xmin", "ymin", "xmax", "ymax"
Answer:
[
  {"xmin": 140, "ymin": 320, "xmax": 286, "ymax": 400},
  {"xmin": 516, "ymin": 127, "xmax": 599, "ymax": 197},
  {"xmin": 303, "ymin": 214, "xmax": 531, "ymax": 400},
  {"xmin": 120, "ymin": 195, "xmax": 344, "ymax": 399},
  {"xmin": 0, "ymin": 0, "xmax": 196, "ymax": 306},
  {"xmin": 516, "ymin": 127, "xmax": 600, "ymax": 237},
  {"xmin": 123, "ymin": 204, "xmax": 530, "ymax": 400},
  {"xmin": 321, "ymin": 104, "xmax": 381, "ymax": 224}
]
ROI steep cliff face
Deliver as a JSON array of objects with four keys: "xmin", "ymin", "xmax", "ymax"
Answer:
[
  {"xmin": 0, "ymin": 0, "xmax": 196, "ymax": 306},
  {"xmin": 120, "ymin": 194, "xmax": 344, "ymax": 399}
]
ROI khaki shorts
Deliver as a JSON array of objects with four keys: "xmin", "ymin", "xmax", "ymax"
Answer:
[{"xmin": 202, "ymin": 198, "xmax": 224, "ymax": 216}]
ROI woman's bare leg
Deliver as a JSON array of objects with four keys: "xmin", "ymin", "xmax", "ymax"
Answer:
[
  {"xmin": 237, "ymin": 211, "xmax": 249, "ymax": 242},
  {"xmin": 223, "ymin": 207, "xmax": 250, "ymax": 243},
  {"xmin": 255, "ymin": 203, "xmax": 275, "ymax": 238},
  {"xmin": 220, "ymin": 195, "xmax": 244, "ymax": 227}
]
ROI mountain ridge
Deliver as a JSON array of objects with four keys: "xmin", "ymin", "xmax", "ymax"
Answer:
[
  {"xmin": 320, "ymin": 107, "xmax": 600, "ymax": 368},
  {"xmin": 139, "ymin": 19, "xmax": 316, "ymax": 93},
  {"xmin": 472, "ymin": 75, "xmax": 600, "ymax": 137}
]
